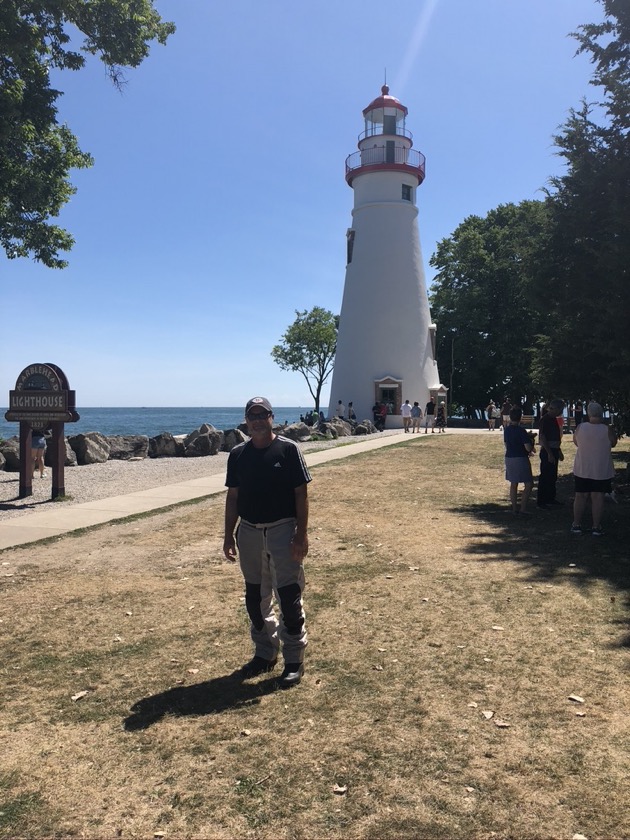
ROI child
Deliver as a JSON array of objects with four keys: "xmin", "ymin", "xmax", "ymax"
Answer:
[{"xmin": 504, "ymin": 407, "xmax": 534, "ymax": 514}]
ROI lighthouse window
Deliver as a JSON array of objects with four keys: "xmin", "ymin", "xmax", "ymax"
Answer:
[
  {"xmin": 383, "ymin": 114, "xmax": 397, "ymax": 135},
  {"xmin": 402, "ymin": 184, "xmax": 412, "ymax": 201},
  {"xmin": 346, "ymin": 229, "xmax": 355, "ymax": 264}
]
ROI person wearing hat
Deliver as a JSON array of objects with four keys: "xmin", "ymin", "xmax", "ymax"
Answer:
[{"xmin": 223, "ymin": 397, "xmax": 312, "ymax": 687}]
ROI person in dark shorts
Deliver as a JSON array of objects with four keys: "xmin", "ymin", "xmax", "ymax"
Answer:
[
  {"xmin": 570, "ymin": 402, "xmax": 617, "ymax": 536},
  {"xmin": 223, "ymin": 397, "xmax": 312, "ymax": 687}
]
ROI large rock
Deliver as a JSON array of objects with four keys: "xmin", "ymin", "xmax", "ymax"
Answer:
[
  {"xmin": 184, "ymin": 424, "xmax": 223, "ymax": 457},
  {"xmin": 44, "ymin": 438, "xmax": 78, "ymax": 467},
  {"xmin": 314, "ymin": 422, "xmax": 338, "ymax": 440},
  {"xmin": 68, "ymin": 432, "xmax": 110, "ymax": 465},
  {"xmin": 106, "ymin": 435, "xmax": 149, "ymax": 460},
  {"xmin": 222, "ymin": 428, "xmax": 248, "ymax": 452},
  {"xmin": 277, "ymin": 422, "xmax": 312, "ymax": 443},
  {"xmin": 149, "ymin": 432, "xmax": 185, "ymax": 458},
  {"xmin": 354, "ymin": 419, "xmax": 378, "ymax": 436},
  {"xmin": 329, "ymin": 417, "xmax": 353, "ymax": 437},
  {"xmin": 0, "ymin": 449, "xmax": 6, "ymax": 471},
  {"xmin": 0, "ymin": 437, "xmax": 20, "ymax": 471}
]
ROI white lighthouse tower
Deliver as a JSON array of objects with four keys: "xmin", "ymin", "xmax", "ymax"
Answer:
[{"xmin": 329, "ymin": 86, "xmax": 442, "ymax": 427}]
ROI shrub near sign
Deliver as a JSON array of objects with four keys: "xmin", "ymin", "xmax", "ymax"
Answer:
[{"xmin": 4, "ymin": 363, "xmax": 79, "ymax": 498}]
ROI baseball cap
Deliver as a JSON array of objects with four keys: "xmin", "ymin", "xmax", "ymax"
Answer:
[{"xmin": 245, "ymin": 396, "xmax": 273, "ymax": 415}]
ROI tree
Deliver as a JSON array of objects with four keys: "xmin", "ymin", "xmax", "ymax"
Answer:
[
  {"xmin": 271, "ymin": 307, "xmax": 338, "ymax": 414},
  {"xmin": 0, "ymin": 1, "xmax": 175, "ymax": 267},
  {"xmin": 531, "ymin": 0, "xmax": 630, "ymax": 432},
  {"xmin": 429, "ymin": 201, "xmax": 550, "ymax": 417}
]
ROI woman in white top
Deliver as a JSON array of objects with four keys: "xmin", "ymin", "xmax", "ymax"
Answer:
[{"xmin": 571, "ymin": 402, "xmax": 617, "ymax": 536}]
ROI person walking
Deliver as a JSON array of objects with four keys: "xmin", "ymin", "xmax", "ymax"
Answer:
[
  {"xmin": 503, "ymin": 407, "xmax": 534, "ymax": 514},
  {"xmin": 424, "ymin": 396, "xmax": 436, "ymax": 433},
  {"xmin": 223, "ymin": 397, "xmax": 312, "ymax": 688},
  {"xmin": 401, "ymin": 399, "xmax": 412, "ymax": 433},
  {"xmin": 500, "ymin": 398, "xmax": 512, "ymax": 429},
  {"xmin": 537, "ymin": 398, "xmax": 565, "ymax": 509},
  {"xmin": 411, "ymin": 401, "xmax": 422, "ymax": 433},
  {"xmin": 435, "ymin": 402, "xmax": 447, "ymax": 433},
  {"xmin": 570, "ymin": 402, "xmax": 617, "ymax": 536},
  {"xmin": 31, "ymin": 428, "xmax": 47, "ymax": 479}
]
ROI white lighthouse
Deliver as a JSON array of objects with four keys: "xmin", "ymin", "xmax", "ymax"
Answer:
[{"xmin": 329, "ymin": 86, "xmax": 442, "ymax": 427}]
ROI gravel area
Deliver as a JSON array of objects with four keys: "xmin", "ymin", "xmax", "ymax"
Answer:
[{"xmin": 0, "ymin": 431, "xmax": 405, "ymax": 522}]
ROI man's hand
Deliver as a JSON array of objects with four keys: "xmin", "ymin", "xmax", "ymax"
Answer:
[
  {"xmin": 291, "ymin": 534, "xmax": 309, "ymax": 562},
  {"xmin": 557, "ymin": 449, "xmax": 564, "ymax": 461},
  {"xmin": 223, "ymin": 536, "xmax": 237, "ymax": 562}
]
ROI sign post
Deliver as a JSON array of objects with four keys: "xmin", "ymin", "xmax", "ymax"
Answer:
[{"xmin": 5, "ymin": 364, "xmax": 79, "ymax": 499}]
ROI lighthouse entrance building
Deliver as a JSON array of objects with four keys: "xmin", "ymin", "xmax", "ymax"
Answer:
[{"xmin": 329, "ymin": 86, "xmax": 443, "ymax": 427}]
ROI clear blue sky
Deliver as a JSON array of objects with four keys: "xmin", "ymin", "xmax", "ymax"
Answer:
[{"xmin": 1, "ymin": 0, "xmax": 604, "ymax": 408}]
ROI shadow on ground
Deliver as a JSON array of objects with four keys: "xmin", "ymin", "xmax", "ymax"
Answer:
[
  {"xmin": 450, "ymin": 471, "xmax": 630, "ymax": 649},
  {"xmin": 0, "ymin": 497, "xmax": 55, "ymax": 512},
  {"xmin": 123, "ymin": 672, "xmax": 280, "ymax": 731}
]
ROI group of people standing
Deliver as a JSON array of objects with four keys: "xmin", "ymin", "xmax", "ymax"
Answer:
[
  {"xmin": 334, "ymin": 397, "xmax": 447, "ymax": 433},
  {"xmin": 486, "ymin": 398, "xmax": 514, "ymax": 431},
  {"xmin": 399, "ymin": 397, "xmax": 446, "ymax": 434},
  {"xmin": 504, "ymin": 399, "xmax": 617, "ymax": 536}
]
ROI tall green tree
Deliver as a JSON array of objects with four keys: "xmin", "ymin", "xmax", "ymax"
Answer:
[
  {"xmin": 0, "ymin": 1, "xmax": 175, "ymax": 268},
  {"xmin": 271, "ymin": 307, "xmax": 338, "ymax": 414},
  {"xmin": 429, "ymin": 201, "xmax": 550, "ymax": 417},
  {"xmin": 531, "ymin": 0, "xmax": 630, "ymax": 430}
]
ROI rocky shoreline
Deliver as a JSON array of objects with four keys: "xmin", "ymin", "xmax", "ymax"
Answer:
[{"xmin": 0, "ymin": 427, "xmax": 401, "ymax": 523}]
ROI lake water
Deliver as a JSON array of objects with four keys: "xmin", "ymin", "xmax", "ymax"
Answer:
[{"xmin": 0, "ymin": 406, "xmax": 314, "ymax": 440}]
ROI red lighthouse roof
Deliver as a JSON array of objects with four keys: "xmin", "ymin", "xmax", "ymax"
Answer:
[{"xmin": 362, "ymin": 85, "xmax": 408, "ymax": 117}]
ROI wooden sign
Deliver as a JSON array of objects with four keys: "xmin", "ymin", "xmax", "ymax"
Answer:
[{"xmin": 4, "ymin": 363, "xmax": 79, "ymax": 499}]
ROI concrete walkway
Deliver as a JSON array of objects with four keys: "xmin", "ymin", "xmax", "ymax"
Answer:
[{"xmin": 0, "ymin": 428, "xmax": 488, "ymax": 550}]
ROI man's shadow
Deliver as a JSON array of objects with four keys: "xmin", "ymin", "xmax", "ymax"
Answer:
[{"xmin": 123, "ymin": 671, "xmax": 279, "ymax": 731}]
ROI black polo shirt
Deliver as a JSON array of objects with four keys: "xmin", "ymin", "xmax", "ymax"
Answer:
[
  {"xmin": 540, "ymin": 412, "xmax": 561, "ymax": 445},
  {"xmin": 225, "ymin": 435, "xmax": 312, "ymax": 524}
]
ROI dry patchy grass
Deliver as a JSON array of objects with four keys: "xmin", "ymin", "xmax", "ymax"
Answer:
[{"xmin": 1, "ymin": 434, "xmax": 629, "ymax": 839}]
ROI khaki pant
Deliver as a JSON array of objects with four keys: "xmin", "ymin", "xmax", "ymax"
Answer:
[{"xmin": 237, "ymin": 518, "xmax": 307, "ymax": 664}]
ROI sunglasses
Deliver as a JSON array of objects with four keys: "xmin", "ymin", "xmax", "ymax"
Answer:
[{"xmin": 246, "ymin": 410, "xmax": 272, "ymax": 420}]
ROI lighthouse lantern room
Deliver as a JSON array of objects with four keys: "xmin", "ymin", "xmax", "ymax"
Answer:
[{"xmin": 329, "ymin": 86, "xmax": 442, "ymax": 427}]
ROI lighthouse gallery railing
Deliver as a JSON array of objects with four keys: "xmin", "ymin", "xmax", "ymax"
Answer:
[{"xmin": 345, "ymin": 147, "xmax": 426, "ymax": 179}]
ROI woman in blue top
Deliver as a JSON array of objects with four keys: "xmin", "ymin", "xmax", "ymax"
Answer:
[{"xmin": 504, "ymin": 407, "xmax": 534, "ymax": 514}]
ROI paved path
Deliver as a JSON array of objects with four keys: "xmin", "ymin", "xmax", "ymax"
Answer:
[{"xmin": 0, "ymin": 428, "xmax": 489, "ymax": 550}]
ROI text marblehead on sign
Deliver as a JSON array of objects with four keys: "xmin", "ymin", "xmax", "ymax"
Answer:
[{"xmin": 5, "ymin": 363, "xmax": 79, "ymax": 426}]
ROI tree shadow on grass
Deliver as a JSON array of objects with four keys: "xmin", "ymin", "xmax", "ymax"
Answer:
[
  {"xmin": 123, "ymin": 671, "xmax": 280, "ymax": 731},
  {"xmin": 449, "ymin": 472, "xmax": 630, "ymax": 649}
]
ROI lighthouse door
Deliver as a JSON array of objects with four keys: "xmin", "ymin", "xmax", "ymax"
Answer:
[{"xmin": 386, "ymin": 141, "xmax": 395, "ymax": 163}]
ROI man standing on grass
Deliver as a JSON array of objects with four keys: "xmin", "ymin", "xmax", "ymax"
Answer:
[
  {"xmin": 411, "ymin": 401, "xmax": 422, "ymax": 433},
  {"xmin": 401, "ymin": 399, "xmax": 412, "ymax": 433},
  {"xmin": 223, "ymin": 397, "xmax": 312, "ymax": 688},
  {"xmin": 537, "ymin": 398, "xmax": 565, "ymax": 509}
]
